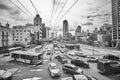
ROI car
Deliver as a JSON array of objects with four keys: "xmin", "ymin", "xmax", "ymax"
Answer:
[
  {"xmin": 57, "ymin": 55, "xmax": 68, "ymax": 64},
  {"xmin": 75, "ymin": 52, "xmax": 87, "ymax": 58},
  {"xmin": 62, "ymin": 64, "xmax": 83, "ymax": 74},
  {"xmin": 103, "ymin": 54, "xmax": 120, "ymax": 61},
  {"xmin": 73, "ymin": 74, "xmax": 97, "ymax": 80},
  {"xmin": 71, "ymin": 59, "xmax": 89, "ymax": 68},
  {"xmin": 46, "ymin": 49, "xmax": 52, "ymax": 55},
  {"xmin": 87, "ymin": 56, "xmax": 98, "ymax": 62},
  {"xmin": 0, "ymin": 70, "xmax": 13, "ymax": 80},
  {"xmin": 48, "ymin": 62, "xmax": 60, "ymax": 77}
]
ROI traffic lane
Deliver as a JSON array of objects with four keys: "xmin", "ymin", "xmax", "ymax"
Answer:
[
  {"xmin": 62, "ymin": 53, "xmax": 120, "ymax": 80},
  {"xmin": 42, "ymin": 46, "xmax": 72, "ymax": 80},
  {"xmin": 83, "ymin": 63, "xmax": 120, "ymax": 80}
]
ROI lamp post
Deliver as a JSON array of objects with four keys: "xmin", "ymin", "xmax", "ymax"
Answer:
[{"xmin": 93, "ymin": 40, "xmax": 94, "ymax": 55}]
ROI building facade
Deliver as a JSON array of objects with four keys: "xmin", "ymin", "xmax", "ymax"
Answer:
[
  {"xmin": 112, "ymin": 0, "xmax": 120, "ymax": 41},
  {"xmin": 75, "ymin": 25, "xmax": 88, "ymax": 42},
  {"xmin": 63, "ymin": 20, "xmax": 68, "ymax": 39},
  {"xmin": 0, "ymin": 23, "xmax": 13, "ymax": 47},
  {"xmin": 13, "ymin": 26, "xmax": 31, "ymax": 47}
]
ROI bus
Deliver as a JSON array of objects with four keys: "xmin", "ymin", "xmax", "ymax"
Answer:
[
  {"xmin": 97, "ymin": 59, "xmax": 120, "ymax": 74},
  {"xmin": 11, "ymin": 50, "xmax": 43, "ymax": 65}
]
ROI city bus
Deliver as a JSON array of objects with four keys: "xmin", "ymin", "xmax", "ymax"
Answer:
[
  {"xmin": 11, "ymin": 50, "xmax": 43, "ymax": 65},
  {"xmin": 97, "ymin": 59, "xmax": 120, "ymax": 74}
]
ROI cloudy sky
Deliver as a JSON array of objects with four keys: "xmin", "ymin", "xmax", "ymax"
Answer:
[{"xmin": 0, "ymin": 0, "xmax": 111, "ymax": 35}]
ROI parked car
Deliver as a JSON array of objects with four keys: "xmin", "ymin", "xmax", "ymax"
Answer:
[
  {"xmin": 73, "ymin": 74, "xmax": 97, "ymax": 80},
  {"xmin": 57, "ymin": 55, "xmax": 68, "ymax": 64},
  {"xmin": 71, "ymin": 59, "xmax": 89, "ymax": 68},
  {"xmin": 87, "ymin": 56, "xmax": 98, "ymax": 62},
  {"xmin": 0, "ymin": 70, "xmax": 13, "ymax": 80},
  {"xmin": 75, "ymin": 52, "xmax": 87, "ymax": 58},
  {"xmin": 48, "ymin": 62, "xmax": 60, "ymax": 77},
  {"xmin": 62, "ymin": 64, "xmax": 83, "ymax": 74}
]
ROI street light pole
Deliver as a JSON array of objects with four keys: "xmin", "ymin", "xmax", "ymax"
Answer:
[{"xmin": 93, "ymin": 41, "xmax": 94, "ymax": 55}]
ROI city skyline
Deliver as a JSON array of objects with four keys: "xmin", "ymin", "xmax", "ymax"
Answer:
[{"xmin": 0, "ymin": 0, "xmax": 111, "ymax": 34}]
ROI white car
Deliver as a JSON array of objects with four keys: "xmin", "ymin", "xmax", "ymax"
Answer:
[{"xmin": 48, "ymin": 62, "xmax": 60, "ymax": 77}]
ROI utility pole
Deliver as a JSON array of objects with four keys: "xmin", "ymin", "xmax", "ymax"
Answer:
[{"xmin": 93, "ymin": 41, "xmax": 94, "ymax": 55}]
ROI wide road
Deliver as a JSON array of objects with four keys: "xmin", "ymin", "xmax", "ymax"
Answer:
[{"xmin": 0, "ymin": 43, "xmax": 120, "ymax": 80}]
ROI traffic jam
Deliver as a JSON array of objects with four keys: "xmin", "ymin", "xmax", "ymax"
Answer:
[{"xmin": 46, "ymin": 42, "xmax": 120, "ymax": 80}]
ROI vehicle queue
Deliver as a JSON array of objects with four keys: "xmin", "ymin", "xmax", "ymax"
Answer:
[{"xmin": 47, "ymin": 43, "xmax": 120, "ymax": 80}]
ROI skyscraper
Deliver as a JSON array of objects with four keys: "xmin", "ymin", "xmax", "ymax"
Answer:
[
  {"xmin": 42, "ymin": 23, "xmax": 46, "ymax": 38},
  {"xmin": 63, "ymin": 20, "xmax": 68, "ymax": 39},
  {"xmin": 112, "ymin": 0, "xmax": 120, "ymax": 41},
  {"xmin": 34, "ymin": 14, "xmax": 42, "ymax": 26}
]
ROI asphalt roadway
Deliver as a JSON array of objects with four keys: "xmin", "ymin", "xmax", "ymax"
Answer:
[{"xmin": 0, "ymin": 43, "xmax": 120, "ymax": 80}]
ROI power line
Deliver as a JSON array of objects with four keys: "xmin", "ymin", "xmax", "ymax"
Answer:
[
  {"xmin": 17, "ymin": 0, "xmax": 34, "ymax": 18},
  {"xmin": 29, "ymin": 0, "xmax": 39, "ymax": 14},
  {"xmin": 54, "ymin": 0, "xmax": 78, "ymax": 26},
  {"xmin": 50, "ymin": 0, "xmax": 55, "ymax": 26},
  {"xmin": 53, "ymin": 0, "xmax": 68, "ymax": 25},
  {"xmin": 9, "ymin": 0, "xmax": 31, "ymax": 18},
  {"xmin": 52, "ymin": 0, "xmax": 61, "ymax": 20}
]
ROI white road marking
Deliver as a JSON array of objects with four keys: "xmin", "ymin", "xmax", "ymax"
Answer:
[
  {"xmin": 30, "ymin": 69, "xmax": 44, "ymax": 72},
  {"xmin": 23, "ymin": 77, "xmax": 43, "ymax": 80}
]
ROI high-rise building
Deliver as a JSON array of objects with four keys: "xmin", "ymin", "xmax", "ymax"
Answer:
[
  {"xmin": 34, "ymin": 14, "xmax": 42, "ymax": 26},
  {"xmin": 63, "ymin": 20, "xmax": 68, "ymax": 39},
  {"xmin": 42, "ymin": 23, "xmax": 46, "ymax": 38},
  {"xmin": 112, "ymin": 0, "xmax": 120, "ymax": 40}
]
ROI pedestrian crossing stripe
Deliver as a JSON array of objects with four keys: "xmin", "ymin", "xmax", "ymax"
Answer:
[
  {"xmin": 23, "ymin": 77, "xmax": 42, "ymax": 80},
  {"xmin": 30, "ymin": 69, "xmax": 44, "ymax": 72}
]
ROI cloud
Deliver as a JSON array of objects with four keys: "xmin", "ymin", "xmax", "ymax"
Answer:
[
  {"xmin": 0, "ymin": 4, "xmax": 12, "ymax": 10},
  {"xmin": 87, "ymin": 14, "xmax": 102, "ymax": 19},
  {"xmin": 82, "ymin": 22, "xmax": 94, "ymax": 26}
]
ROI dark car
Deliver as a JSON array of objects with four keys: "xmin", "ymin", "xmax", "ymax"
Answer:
[
  {"xmin": 71, "ymin": 59, "xmax": 89, "ymax": 68},
  {"xmin": 57, "ymin": 55, "xmax": 68, "ymax": 64},
  {"xmin": 73, "ymin": 74, "xmax": 97, "ymax": 80},
  {"xmin": 62, "ymin": 64, "xmax": 83, "ymax": 74},
  {"xmin": 103, "ymin": 54, "xmax": 119, "ymax": 61}
]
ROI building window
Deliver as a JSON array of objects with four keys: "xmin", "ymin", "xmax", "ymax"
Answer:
[
  {"xmin": 20, "ymin": 30, "xmax": 22, "ymax": 32},
  {"xmin": 16, "ymin": 39, "xmax": 18, "ymax": 41},
  {"xmin": 17, "ymin": 33, "xmax": 19, "ymax": 35},
  {"xmin": 14, "ymin": 36, "xmax": 16, "ymax": 38},
  {"xmin": 20, "ymin": 39, "xmax": 22, "ymax": 41},
  {"xmin": 20, "ymin": 36, "xmax": 22, "ymax": 38},
  {"xmin": 17, "ymin": 36, "xmax": 18, "ymax": 38},
  {"xmin": 25, "ymin": 38, "xmax": 27, "ymax": 42},
  {"xmin": 24, "ymin": 30, "xmax": 26, "ymax": 32},
  {"xmin": 20, "ymin": 33, "xmax": 22, "ymax": 35},
  {"xmin": 16, "ymin": 30, "xmax": 18, "ymax": 32}
]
